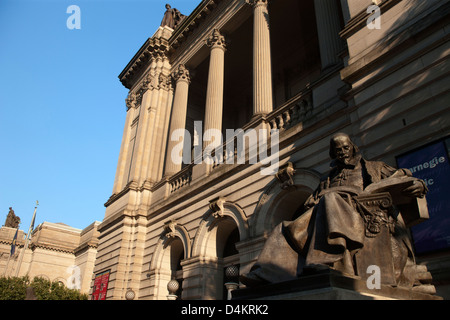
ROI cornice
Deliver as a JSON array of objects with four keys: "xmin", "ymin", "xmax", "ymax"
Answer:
[
  {"xmin": 119, "ymin": 37, "xmax": 170, "ymax": 90},
  {"xmin": 119, "ymin": 1, "xmax": 223, "ymax": 90},
  {"xmin": 74, "ymin": 241, "xmax": 99, "ymax": 255},
  {"xmin": 169, "ymin": 0, "xmax": 223, "ymax": 50},
  {"xmin": 29, "ymin": 243, "xmax": 76, "ymax": 255}
]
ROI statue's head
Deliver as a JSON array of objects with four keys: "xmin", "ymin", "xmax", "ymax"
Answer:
[
  {"xmin": 329, "ymin": 133, "xmax": 360, "ymax": 165},
  {"xmin": 166, "ymin": 4, "xmax": 171, "ymax": 9}
]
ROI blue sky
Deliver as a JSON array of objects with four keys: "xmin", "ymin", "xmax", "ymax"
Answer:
[{"xmin": 0, "ymin": 0, "xmax": 198, "ymax": 231}]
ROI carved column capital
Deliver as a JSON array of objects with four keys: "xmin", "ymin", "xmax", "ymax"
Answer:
[
  {"xmin": 246, "ymin": 0, "xmax": 269, "ymax": 8},
  {"xmin": 125, "ymin": 92, "xmax": 137, "ymax": 110},
  {"xmin": 172, "ymin": 64, "xmax": 191, "ymax": 84},
  {"xmin": 141, "ymin": 73, "xmax": 155, "ymax": 92},
  {"xmin": 206, "ymin": 29, "xmax": 227, "ymax": 51},
  {"xmin": 158, "ymin": 73, "xmax": 172, "ymax": 90}
]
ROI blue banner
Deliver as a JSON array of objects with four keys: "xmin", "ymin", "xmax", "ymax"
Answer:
[{"xmin": 397, "ymin": 139, "xmax": 450, "ymax": 254}]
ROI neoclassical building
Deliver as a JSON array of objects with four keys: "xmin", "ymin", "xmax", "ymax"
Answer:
[
  {"xmin": 0, "ymin": 221, "xmax": 99, "ymax": 294},
  {"xmin": 92, "ymin": 0, "xmax": 450, "ymax": 299}
]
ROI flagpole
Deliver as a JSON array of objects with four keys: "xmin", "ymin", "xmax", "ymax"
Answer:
[{"xmin": 14, "ymin": 201, "xmax": 38, "ymax": 277}]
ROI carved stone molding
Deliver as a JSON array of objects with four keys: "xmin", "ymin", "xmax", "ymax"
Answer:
[
  {"xmin": 164, "ymin": 220, "xmax": 178, "ymax": 238},
  {"xmin": 275, "ymin": 162, "xmax": 296, "ymax": 189},
  {"xmin": 209, "ymin": 196, "xmax": 226, "ymax": 219}
]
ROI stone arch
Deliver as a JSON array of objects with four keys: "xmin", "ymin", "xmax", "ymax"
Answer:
[
  {"xmin": 251, "ymin": 168, "xmax": 321, "ymax": 237},
  {"xmin": 189, "ymin": 199, "xmax": 247, "ymax": 299},
  {"xmin": 148, "ymin": 222, "xmax": 191, "ymax": 299},
  {"xmin": 192, "ymin": 199, "xmax": 249, "ymax": 258},
  {"xmin": 150, "ymin": 221, "xmax": 191, "ymax": 271}
]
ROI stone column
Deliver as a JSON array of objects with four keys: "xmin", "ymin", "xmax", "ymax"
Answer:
[
  {"xmin": 164, "ymin": 64, "xmax": 190, "ymax": 177},
  {"xmin": 112, "ymin": 93, "xmax": 137, "ymax": 194},
  {"xmin": 314, "ymin": 0, "xmax": 344, "ymax": 69},
  {"xmin": 247, "ymin": 0, "xmax": 273, "ymax": 116},
  {"xmin": 203, "ymin": 29, "xmax": 227, "ymax": 150}
]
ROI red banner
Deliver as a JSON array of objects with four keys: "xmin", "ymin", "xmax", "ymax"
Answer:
[{"xmin": 92, "ymin": 271, "xmax": 110, "ymax": 300}]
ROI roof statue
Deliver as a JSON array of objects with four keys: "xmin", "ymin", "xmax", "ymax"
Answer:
[
  {"xmin": 4, "ymin": 207, "xmax": 20, "ymax": 228},
  {"xmin": 160, "ymin": 4, "xmax": 186, "ymax": 30}
]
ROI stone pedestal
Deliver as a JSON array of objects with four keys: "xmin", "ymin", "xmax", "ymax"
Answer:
[{"xmin": 233, "ymin": 270, "xmax": 442, "ymax": 300}]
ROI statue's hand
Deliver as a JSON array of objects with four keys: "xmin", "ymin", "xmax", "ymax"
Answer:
[{"xmin": 402, "ymin": 180, "xmax": 427, "ymax": 198}]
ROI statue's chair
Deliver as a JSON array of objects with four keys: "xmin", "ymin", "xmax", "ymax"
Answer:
[{"xmin": 353, "ymin": 191, "xmax": 429, "ymax": 286}]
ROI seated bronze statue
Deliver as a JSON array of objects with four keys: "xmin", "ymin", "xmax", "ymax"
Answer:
[{"xmin": 241, "ymin": 133, "xmax": 434, "ymax": 294}]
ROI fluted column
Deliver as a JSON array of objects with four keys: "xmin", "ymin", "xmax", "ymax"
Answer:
[
  {"xmin": 112, "ymin": 93, "xmax": 137, "ymax": 194},
  {"xmin": 203, "ymin": 29, "xmax": 227, "ymax": 150},
  {"xmin": 314, "ymin": 0, "xmax": 344, "ymax": 69},
  {"xmin": 164, "ymin": 64, "xmax": 190, "ymax": 177},
  {"xmin": 247, "ymin": 0, "xmax": 273, "ymax": 116}
]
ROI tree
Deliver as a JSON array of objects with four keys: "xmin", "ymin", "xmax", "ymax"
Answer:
[{"xmin": 0, "ymin": 276, "xmax": 88, "ymax": 300}]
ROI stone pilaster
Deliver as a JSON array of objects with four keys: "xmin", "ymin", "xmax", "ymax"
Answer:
[
  {"xmin": 204, "ymin": 29, "xmax": 227, "ymax": 150},
  {"xmin": 247, "ymin": 0, "xmax": 273, "ymax": 116},
  {"xmin": 164, "ymin": 64, "xmax": 191, "ymax": 177}
]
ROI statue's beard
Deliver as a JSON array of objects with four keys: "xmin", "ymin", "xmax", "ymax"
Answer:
[
  {"xmin": 336, "ymin": 153, "xmax": 359, "ymax": 167},
  {"xmin": 339, "ymin": 156, "xmax": 351, "ymax": 165}
]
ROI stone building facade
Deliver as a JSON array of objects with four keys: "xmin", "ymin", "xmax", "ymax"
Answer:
[
  {"xmin": 0, "ymin": 221, "xmax": 99, "ymax": 294},
  {"xmin": 92, "ymin": 0, "xmax": 450, "ymax": 299}
]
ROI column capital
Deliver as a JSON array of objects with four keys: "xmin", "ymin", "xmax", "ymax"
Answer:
[
  {"xmin": 172, "ymin": 64, "xmax": 191, "ymax": 84},
  {"xmin": 141, "ymin": 73, "xmax": 155, "ymax": 92},
  {"xmin": 246, "ymin": 0, "xmax": 269, "ymax": 8},
  {"xmin": 206, "ymin": 29, "xmax": 227, "ymax": 51},
  {"xmin": 125, "ymin": 92, "xmax": 137, "ymax": 110},
  {"xmin": 158, "ymin": 73, "xmax": 172, "ymax": 90}
]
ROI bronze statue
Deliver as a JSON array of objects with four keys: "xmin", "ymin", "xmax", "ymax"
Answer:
[
  {"xmin": 4, "ymin": 207, "xmax": 20, "ymax": 228},
  {"xmin": 241, "ymin": 133, "xmax": 434, "ymax": 293},
  {"xmin": 160, "ymin": 4, "xmax": 185, "ymax": 29}
]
